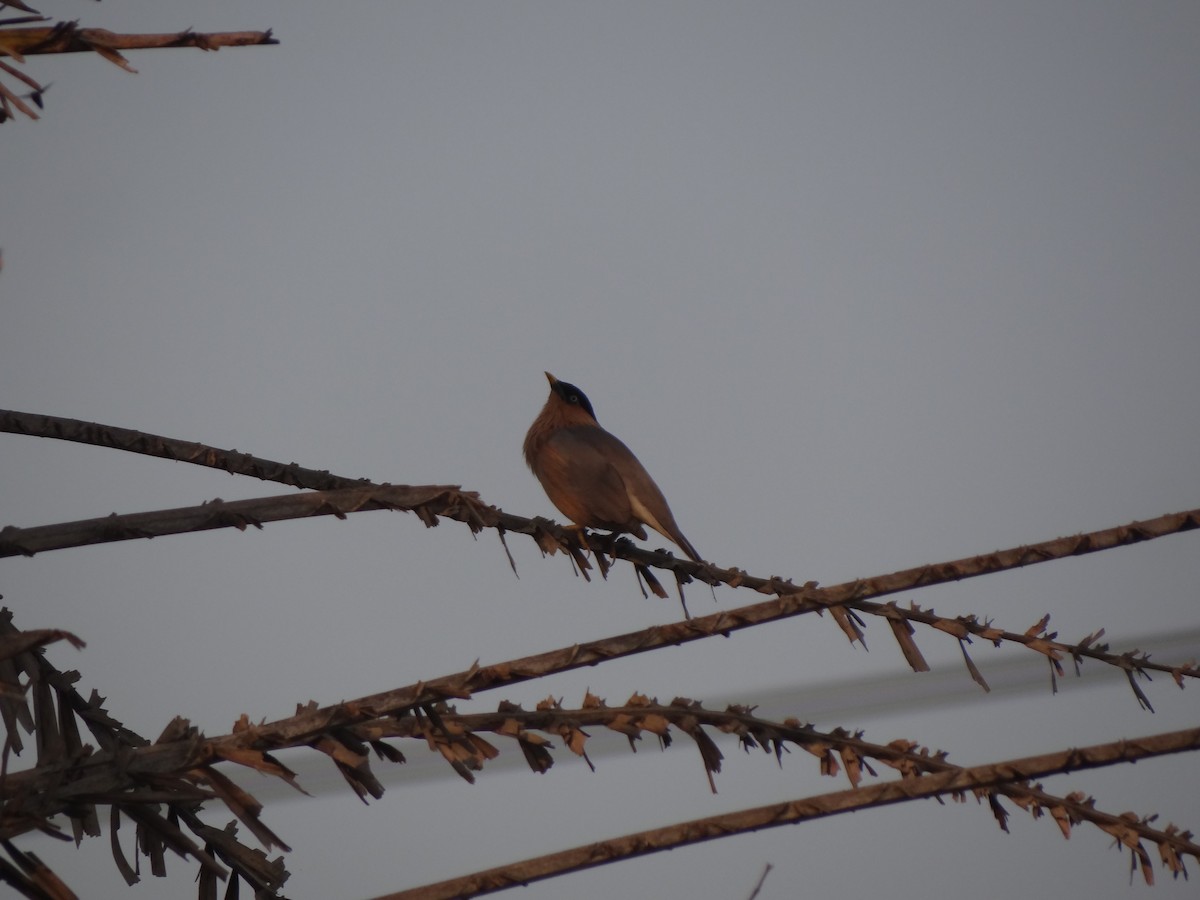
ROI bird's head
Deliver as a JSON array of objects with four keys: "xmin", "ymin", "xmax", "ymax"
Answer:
[{"xmin": 544, "ymin": 371, "xmax": 598, "ymax": 423}]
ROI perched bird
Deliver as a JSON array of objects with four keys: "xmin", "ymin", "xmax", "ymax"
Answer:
[{"xmin": 524, "ymin": 372, "xmax": 701, "ymax": 562}]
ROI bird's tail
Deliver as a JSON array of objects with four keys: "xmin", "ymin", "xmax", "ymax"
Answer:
[{"xmin": 670, "ymin": 528, "xmax": 702, "ymax": 563}]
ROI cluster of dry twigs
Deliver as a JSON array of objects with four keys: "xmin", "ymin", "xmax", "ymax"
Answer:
[
  {"xmin": 1, "ymin": 408, "xmax": 1198, "ymax": 898},
  {"xmin": 0, "ymin": 610, "xmax": 288, "ymax": 897}
]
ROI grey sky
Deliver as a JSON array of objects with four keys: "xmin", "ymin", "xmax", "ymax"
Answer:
[{"xmin": 3, "ymin": 1, "xmax": 1199, "ymax": 897}]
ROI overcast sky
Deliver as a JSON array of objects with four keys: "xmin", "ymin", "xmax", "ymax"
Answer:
[{"xmin": 3, "ymin": 1, "xmax": 1200, "ymax": 898}]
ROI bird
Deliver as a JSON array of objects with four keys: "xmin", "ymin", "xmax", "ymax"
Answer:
[{"xmin": 524, "ymin": 372, "xmax": 701, "ymax": 562}]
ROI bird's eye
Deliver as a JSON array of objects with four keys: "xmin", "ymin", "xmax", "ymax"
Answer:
[{"xmin": 568, "ymin": 394, "xmax": 579, "ymax": 404}]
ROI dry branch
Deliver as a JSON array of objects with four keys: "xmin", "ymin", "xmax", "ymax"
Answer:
[
  {"xmin": 5, "ymin": 620, "xmax": 1197, "ymax": 899},
  {"xmin": 0, "ymin": 411, "xmax": 368, "ymax": 491},
  {"xmin": 0, "ymin": 24, "xmax": 276, "ymax": 59},
  {"xmin": 0, "ymin": 22, "xmax": 275, "ymax": 121},
  {"xmin": 4, "ymin": 524, "xmax": 1199, "ymax": 728},
  {"xmin": 338, "ymin": 698, "xmax": 1200, "ymax": 883},
  {"xmin": 5, "ymin": 641, "xmax": 1197, "ymax": 858},
  {"xmin": 0, "ymin": 484, "xmax": 487, "ymax": 557},
  {"xmin": 144, "ymin": 597, "xmax": 1200, "ymax": 767},
  {"xmin": 3, "ymin": 495, "xmax": 1197, "ymax": 708},
  {"xmin": 5, "ymin": 411, "xmax": 1200, "ymax": 893},
  {"xmin": 7, "ymin": 410, "xmax": 1199, "ymax": 588},
  {"xmin": 375, "ymin": 726, "xmax": 1200, "ymax": 899},
  {"xmin": 3, "ymin": 409, "xmax": 1199, "ymax": 702},
  {"xmin": 0, "ymin": 611, "xmax": 289, "ymax": 896}
]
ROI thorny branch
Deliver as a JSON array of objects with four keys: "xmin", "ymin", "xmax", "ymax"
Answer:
[
  {"xmin": 3, "ymin": 409, "xmax": 1200, "ymax": 701},
  {"xmin": 91, "ymin": 591, "xmax": 1197, "ymax": 773},
  {"xmin": 1, "ymin": 454, "xmax": 1197, "ymax": 705},
  {"xmin": 3, "ymin": 411, "xmax": 1200, "ymax": 895},
  {"xmin": 340, "ymin": 696, "xmax": 1200, "ymax": 883},
  {"xmin": 2, "ymin": 612, "xmax": 1198, "ymax": 897},
  {"xmin": 0, "ymin": 484, "xmax": 484, "ymax": 557},
  {"xmin": 374, "ymin": 725, "xmax": 1200, "ymax": 900}
]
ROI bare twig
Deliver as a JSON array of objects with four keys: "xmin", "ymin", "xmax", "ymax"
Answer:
[{"xmin": 745, "ymin": 863, "xmax": 772, "ymax": 900}]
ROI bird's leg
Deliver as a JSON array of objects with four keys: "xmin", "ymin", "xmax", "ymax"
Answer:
[
  {"xmin": 569, "ymin": 526, "xmax": 615, "ymax": 579},
  {"xmin": 588, "ymin": 531, "xmax": 627, "ymax": 579},
  {"xmin": 563, "ymin": 523, "xmax": 591, "ymax": 550},
  {"xmin": 561, "ymin": 525, "xmax": 597, "ymax": 580}
]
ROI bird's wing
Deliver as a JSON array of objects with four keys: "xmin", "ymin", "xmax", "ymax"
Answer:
[
  {"xmin": 599, "ymin": 433, "xmax": 702, "ymax": 562},
  {"xmin": 542, "ymin": 427, "xmax": 640, "ymax": 533}
]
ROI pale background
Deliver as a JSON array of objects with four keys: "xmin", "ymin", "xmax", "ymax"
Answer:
[{"xmin": 3, "ymin": 1, "xmax": 1199, "ymax": 898}]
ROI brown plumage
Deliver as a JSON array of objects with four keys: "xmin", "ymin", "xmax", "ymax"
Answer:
[{"xmin": 524, "ymin": 372, "xmax": 701, "ymax": 562}]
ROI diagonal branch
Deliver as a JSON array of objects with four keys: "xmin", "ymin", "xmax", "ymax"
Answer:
[
  {"xmin": 421, "ymin": 702, "xmax": 1200, "ymax": 868},
  {"xmin": 371, "ymin": 726, "xmax": 1200, "ymax": 900},
  {"xmin": 5, "ymin": 411, "xmax": 1200, "ymax": 657},
  {"xmin": 2, "ymin": 486, "xmax": 1196, "ymax": 706},
  {"xmin": 122, "ymin": 591, "xmax": 1200, "ymax": 760},
  {"xmin": 7, "ymin": 489, "xmax": 1194, "ymax": 682},
  {"xmin": 3, "ymin": 410, "xmax": 1198, "ymax": 731},
  {"xmin": 6, "ymin": 410, "xmax": 1199, "ymax": 595},
  {"xmin": 4, "ymin": 410, "xmax": 1198, "ymax": 626},
  {"xmin": 4, "ymin": 603, "xmax": 1197, "ymax": 836},
  {"xmin": 6, "ymin": 622, "xmax": 1197, "ymax": 898},
  {"xmin": 0, "ymin": 410, "xmax": 374, "ymax": 491}
]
